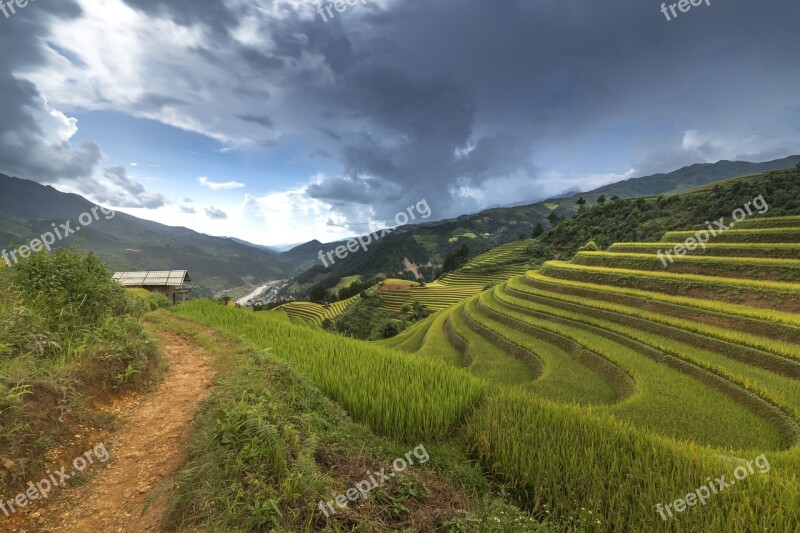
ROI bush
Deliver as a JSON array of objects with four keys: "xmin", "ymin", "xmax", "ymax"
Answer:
[
  {"xmin": 12, "ymin": 248, "xmax": 133, "ymax": 330},
  {"xmin": 525, "ymin": 242, "xmax": 554, "ymax": 260},
  {"xmin": 0, "ymin": 247, "xmax": 158, "ymax": 495},
  {"xmin": 127, "ymin": 288, "xmax": 171, "ymax": 312}
]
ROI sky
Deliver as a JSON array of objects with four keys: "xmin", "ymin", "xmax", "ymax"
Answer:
[{"xmin": 1, "ymin": 0, "xmax": 799, "ymax": 246}]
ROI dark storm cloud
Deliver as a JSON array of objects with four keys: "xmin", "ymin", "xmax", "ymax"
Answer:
[
  {"xmin": 301, "ymin": 0, "xmax": 800, "ymax": 219},
  {"xmin": 238, "ymin": 114, "xmax": 274, "ymax": 129},
  {"xmin": 307, "ymin": 175, "xmax": 400, "ymax": 205},
  {"xmin": 4, "ymin": 0, "xmax": 800, "ymax": 228},
  {"xmin": 0, "ymin": 0, "xmax": 169, "ymax": 206},
  {"xmin": 0, "ymin": 0, "xmax": 101, "ymax": 184}
]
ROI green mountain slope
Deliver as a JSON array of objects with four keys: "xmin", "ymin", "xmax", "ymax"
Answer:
[
  {"xmin": 284, "ymin": 156, "xmax": 800, "ymax": 296},
  {"xmin": 0, "ymin": 174, "xmax": 292, "ymax": 297}
]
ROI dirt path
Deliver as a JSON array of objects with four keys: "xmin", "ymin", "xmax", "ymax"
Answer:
[{"xmin": 26, "ymin": 329, "xmax": 215, "ymax": 533}]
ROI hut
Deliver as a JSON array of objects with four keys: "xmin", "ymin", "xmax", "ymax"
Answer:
[{"xmin": 112, "ymin": 270, "xmax": 192, "ymax": 303}]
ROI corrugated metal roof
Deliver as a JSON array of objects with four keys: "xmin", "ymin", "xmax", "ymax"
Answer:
[{"xmin": 113, "ymin": 270, "xmax": 191, "ymax": 286}]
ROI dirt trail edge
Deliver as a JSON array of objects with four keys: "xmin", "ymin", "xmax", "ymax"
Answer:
[{"xmin": 34, "ymin": 328, "xmax": 215, "ymax": 533}]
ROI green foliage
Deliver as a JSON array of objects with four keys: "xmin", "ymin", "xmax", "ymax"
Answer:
[
  {"xmin": 541, "ymin": 167, "xmax": 800, "ymax": 258},
  {"xmin": 12, "ymin": 248, "xmax": 133, "ymax": 330},
  {"xmin": 308, "ymin": 283, "xmax": 331, "ymax": 303},
  {"xmin": 468, "ymin": 391, "xmax": 800, "ymax": 531},
  {"xmin": 380, "ymin": 321, "xmax": 400, "ymax": 338},
  {"xmin": 336, "ymin": 278, "xmax": 374, "ymax": 300},
  {"xmin": 408, "ymin": 300, "xmax": 432, "ymax": 322},
  {"xmin": 0, "ymin": 247, "xmax": 157, "ymax": 495},
  {"xmin": 173, "ymin": 301, "xmax": 486, "ymax": 441},
  {"xmin": 524, "ymin": 242, "xmax": 554, "ymax": 261},
  {"xmin": 443, "ymin": 244, "xmax": 470, "ymax": 274},
  {"xmin": 444, "ymin": 498, "xmax": 550, "ymax": 532},
  {"xmin": 126, "ymin": 288, "xmax": 170, "ymax": 312},
  {"xmin": 332, "ymin": 295, "xmax": 397, "ymax": 340}
]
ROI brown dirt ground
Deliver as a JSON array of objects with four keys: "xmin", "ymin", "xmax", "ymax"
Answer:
[{"xmin": 5, "ymin": 329, "xmax": 214, "ymax": 533}]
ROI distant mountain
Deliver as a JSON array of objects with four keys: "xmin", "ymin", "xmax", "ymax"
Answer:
[
  {"xmin": 282, "ymin": 155, "xmax": 800, "ymax": 295},
  {"xmin": 590, "ymin": 157, "xmax": 800, "ymax": 198},
  {"xmin": 279, "ymin": 239, "xmax": 330, "ymax": 272},
  {"xmin": 3, "ymin": 155, "xmax": 797, "ymax": 299},
  {"xmin": 227, "ymin": 237, "xmax": 282, "ymax": 254},
  {"xmin": 0, "ymin": 174, "xmax": 296, "ymax": 297}
]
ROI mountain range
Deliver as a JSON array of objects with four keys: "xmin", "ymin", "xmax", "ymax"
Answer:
[{"xmin": 1, "ymin": 154, "xmax": 798, "ymax": 297}]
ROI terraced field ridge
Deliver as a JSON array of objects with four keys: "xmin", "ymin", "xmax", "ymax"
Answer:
[
  {"xmin": 276, "ymin": 293, "xmax": 361, "ymax": 326},
  {"xmin": 167, "ymin": 214, "xmax": 800, "ymax": 531},
  {"xmin": 377, "ymin": 240, "xmax": 532, "ymax": 315},
  {"xmin": 390, "ymin": 215, "xmax": 800, "ymax": 452},
  {"xmin": 279, "ymin": 240, "xmax": 533, "ymax": 326}
]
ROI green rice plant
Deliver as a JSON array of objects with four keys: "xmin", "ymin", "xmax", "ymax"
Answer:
[
  {"xmin": 493, "ymin": 285, "xmax": 800, "ymax": 449},
  {"xmin": 510, "ymin": 276, "xmax": 800, "ymax": 364},
  {"xmin": 539, "ymin": 261, "xmax": 800, "ymax": 312},
  {"xmin": 734, "ymin": 215, "xmax": 800, "ymax": 229},
  {"xmin": 573, "ymin": 252, "xmax": 800, "ymax": 282},
  {"xmin": 663, "ymin": 228, "xmax": 800, "ymax": 243},
  {"xmin": 172, "ymin": 300, "xmax": 485, "ymax": 442},
  {"xmin": 542, "ymin": 261, "xmax": 800, "ymax": 293},
  {"xmin": 445, "ymin": 302, "xmax": 538, "ymax": 387},
  {"xmin": 466, "ymin": 390, "xmax": 800, "ymax": 531},
  {"xmin": 389, "ymin": 305, "xmax": 469, "ymax": 368},
  {"xmin": 470, "ymin": 291, "xmax": 630, "ymax": 405},
  {"xmin": 505, "ymin": 279, "xmax": 800, "ymax": 417},
  {"xmin": 608, "ymin": 242, "xmax": 800, "ymax": 259},
  {"xmin": 525, "ymin": 270, "xmax": 800, "ymax": 328},
  {"xmin": 481, "ymin": 287, "xmax": 786, "ymax": 450}
]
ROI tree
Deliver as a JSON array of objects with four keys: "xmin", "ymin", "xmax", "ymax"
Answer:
[
  {"xmin": 547, "ymin": 211, "xmax": 561, "ymax": 227},
  {"xmin": 518, "ymin": 233, "xmax": 527, "ymax": 240},
  {"xmin": 442, "ymin": 244, "xmax": 470, "ymax": 273},
  {"xmin": 611, "ymin": 195, "xmax": 620, "ymax": 201},
  {"xmin": 597, "ymin": 195, "xmax": 607, "ymax": 205},
  {"xmin": 576, "ymin": 197, "xmax": 587, "ymax": 209},
  {"xmin": 410, "ymin": 301, "xmax": 431, "ymax": 322},
  {"xmin": 308, "ymin": 283, "xmax": 330, "ymax": 304},
  {"xmin": 380, "ymin": 321, "xmax": 399, "ymax": 339},
  {"xmin": 531, "ymin": 223, "xmax": 544, "ymax": 238}
]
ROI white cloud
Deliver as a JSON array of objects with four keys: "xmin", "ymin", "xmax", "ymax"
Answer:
[
  {"xmin": 205, "ymin": 206, "xmax": 229, "ymax": 219},
  {"xmin": 199, "ymin": 176, "xmax": 246, "ymax": 190}
]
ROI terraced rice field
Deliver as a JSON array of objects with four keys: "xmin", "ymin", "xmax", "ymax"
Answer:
[
  {"xmin": 378, "ymin": 241, "xmax": 532, "ymax": 314},
  {"xmin": 385, "ymin": 215, "xmax": 800, "ymax": 528},
  {"xmin": 276, "ymin": 293, "xmax": 361, "ymax": 326},
  {"xmin": 174, "ymin": 216, "xmax": 800, "ymax": 530},
  {"xmin": 278, "ymin": 241, "xmax": 532, "ymax": 326}
]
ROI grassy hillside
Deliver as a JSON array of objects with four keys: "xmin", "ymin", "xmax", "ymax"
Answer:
[
  {"xmin": 0, "ymin": 249, "xmax": 161, "ymax": 498},
  {"xmin": 0, "ymin": 174, "xmax": 292, "ymax": 297},
  {"xmin": 539, "ymin": 166, "xmax": 800, "ymax": 257},
  {"xmin": 372, "ymin": 169, "xmax": 800, "ymax": 529}
]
